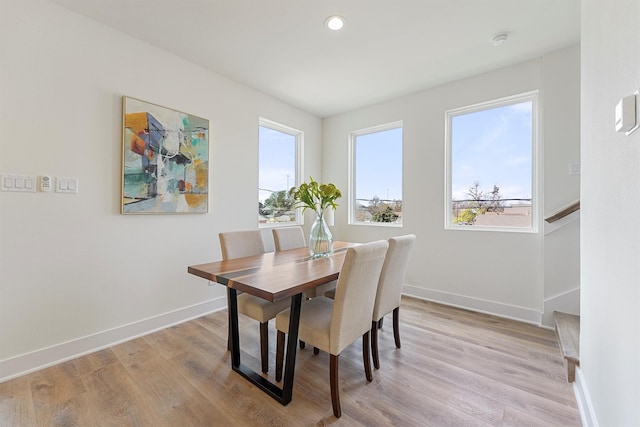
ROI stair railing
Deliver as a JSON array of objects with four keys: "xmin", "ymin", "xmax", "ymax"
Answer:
[{"xmin": 545, "ymin": 201, "xmax": 580, "ymax": 223}]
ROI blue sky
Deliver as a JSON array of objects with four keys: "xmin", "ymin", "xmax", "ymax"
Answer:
[
  {"xmin": 354, "ymin": 127, "xmax": 403, "ymax": 203},
  {"xmin": 259, "ymin": 125, "xmax": 403, "ymax": 205},
  {"xmin": 259, "ymin": 126, "xmax": 296, "ymax": 203},
  {"xmin": 260, "ymin": 103, "xmax": 531, "ymax": 207},
  {"xmin": 451, "ymin": 101, "xmax": 532, "ymax": 202}
]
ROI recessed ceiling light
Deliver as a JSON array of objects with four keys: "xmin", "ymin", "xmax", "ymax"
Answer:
[
  {"xmin": 490, "ymin": 32, "xmax": 509, "ymax": 46},
  {"xmin": 325, "ymin": 15, "xmax": 345, "ymax": 31}
]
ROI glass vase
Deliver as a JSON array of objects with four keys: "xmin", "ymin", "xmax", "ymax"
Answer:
[{"xmin": 309, "ymin": 212, "xmax": 333, "ymax": 258}]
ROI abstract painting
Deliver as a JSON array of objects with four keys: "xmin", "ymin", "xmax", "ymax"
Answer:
[{"xmin": 122, "ymin": 96, "xmax": 209, "ymax": 214}]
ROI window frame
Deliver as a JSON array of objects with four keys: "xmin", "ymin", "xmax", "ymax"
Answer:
[
  {"xmin": 348, "ymin": 120, "xmax": 404, "ymax": 227},
  {"xmin": 258, "ymin": 117, "xmax": 303, "ymax": 228},
  {"xmin": 444, "ymin": 91, "xmax": 539, "ymax": 233}
]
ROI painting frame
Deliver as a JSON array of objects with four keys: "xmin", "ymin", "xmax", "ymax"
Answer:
[{"xmin": 121, "ymin": 96, "xmax": 209, "ymax": 214}]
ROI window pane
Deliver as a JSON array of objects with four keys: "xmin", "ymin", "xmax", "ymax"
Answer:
[
  {"xmin": 258, "ymin": 124, "xmax": 298, "ymax": 224},
  {"xmin": 352, "ymin": 125, "xmax": 403, "ymax": 224},
  {"xmin": 449, "ymin": 98, "xmax": 533, "ymax": 229}
]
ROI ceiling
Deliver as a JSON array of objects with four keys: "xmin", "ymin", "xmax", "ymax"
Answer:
[{"xmin": 51, "ymin": 0, "xmax": 580, "ymax": 118}]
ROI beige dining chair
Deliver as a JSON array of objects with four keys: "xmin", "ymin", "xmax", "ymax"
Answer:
[
  {"xmin": 274, "ymin": 240, "xmax": 389, "ymax": 418},
  {"xmin": 272, "ymin": 226, "xmax": 306, "ymax": 252},
  {"xmin": 272, "ymin": 226, "xmax": 337, "ymax": 298},
  {"xmin": 370, "ymin": 234, "xmax": 416, "ymax": 369},
  {"xmin": 272, "ymin": 226, "xmax": 314, "ymax": 350},
  {"xmin": 219, "ymin": 230, "xmax": 291, "ymax": 374}
]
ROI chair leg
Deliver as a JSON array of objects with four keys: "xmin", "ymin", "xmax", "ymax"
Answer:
[
  {"xmin": 330, "ymin": 354, "xmax": 341, "ymax": 418},
  {"xmin": 300, "ymin": 340, "xmax": 306, "ymax": 349},
  {"xmin": 393, "ymin": 307, "xmax": 401, "ymax": 348},
  {"xmin": 371, "ymin": 320, "xmax": 380, "ymax": 369},
  {"xmin": 260, "ymin": 322, "xmax": 269, "ymax": 373},
  {"xmin": 362, "ymin": 331, "xmax": 372, "ymax": 382},
  {"xmin": 275, "ymin": 330, "xmax": 285, "ymax": 382},
  {"xmin": 313, "ymin": 347, "xmax": 320, "ymax": 355},
  {"xmin": 378, "ymin": 317, "xmax": 384, "ymax": 329}
]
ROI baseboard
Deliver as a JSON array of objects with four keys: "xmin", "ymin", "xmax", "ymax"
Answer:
[
  {"xmin": 574, "ymin": 367, "xmax": 599, "ymax": 427},
  {"xmin": 402, "ymin": 285, "xmax": 542, "ymax": 325},
  {"xmin": 0, "ymin": 297, "xmax": 227, "ymax": 383},
  {"xmin": 542, "ymin": 286, "xmax": 580, "ymax": 328}
]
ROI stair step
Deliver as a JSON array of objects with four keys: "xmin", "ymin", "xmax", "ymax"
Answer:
[{"xmin": 554, "ymin": 311, "xmax": 580, "ymax": 382}]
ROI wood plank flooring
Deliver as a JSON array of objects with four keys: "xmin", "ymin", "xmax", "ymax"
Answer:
[{"xmin": 0, "ymin": 297, "xmax": 582, "ymax": 426}]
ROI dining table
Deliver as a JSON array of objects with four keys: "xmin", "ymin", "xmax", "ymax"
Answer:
[{"xmin": 187, "ymin": 241, "xmax": 356, "ymax": 405}]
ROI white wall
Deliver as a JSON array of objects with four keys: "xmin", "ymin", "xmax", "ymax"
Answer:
[
  {"xmin": 0, "ymin": 1, "xmax": 322, "ymax": 379},
  {"xmin": 579, "ymin": 0, "xmax": 640, "ymax": 425},
  {"xmin": 542, "ymin": 46, "xmax": 581, "ymax": 326},
  {"xmin": 323, "ymin": 46, "xmax": 581, "ymax": 324}
]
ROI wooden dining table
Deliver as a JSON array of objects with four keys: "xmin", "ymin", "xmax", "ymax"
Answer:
[{"xmin": 187, "ymin": 241, "xmax": 356, "ymax": 405}]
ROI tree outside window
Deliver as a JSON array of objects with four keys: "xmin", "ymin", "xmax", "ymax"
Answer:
[
  {"xmin": 446, "ymin": 92, "xmax": 538, "ymax": 231},
  {"xmin": 350, "ymin": 122, "xmax": 403, "ymax": 225},
  {"xmin": 258, "ymin": 119, "xmax": 301, "ymax": 225}
]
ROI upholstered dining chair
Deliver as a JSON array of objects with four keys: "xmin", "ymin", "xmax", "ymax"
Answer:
[
  {"xmin": 370, "ymin": 234, "xmax": 416, "ymax": 369},
  {"xmin": 272, "ymin": 226, "xmax": 337, "ymax": 299},
  {"xmin": 219, "ymin": 230, "xmax": 291, "ymax": 374},
  {"xmin": 274, "ymin": 240, "xmax": 389, "ymax": 418},
  {"xmin": 272, "ymin": 225, "xmax": 306, "ymax": 252},
  {"xmin": 272, "ymin": 226, "xmax": 314, "ymax": 350}
]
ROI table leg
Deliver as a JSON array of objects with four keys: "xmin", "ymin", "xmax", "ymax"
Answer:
[
  {"xmin": 228, "ymin": 288, "xmax": 241, "ymax": 367},
  {"xmin": 227, "ymin": 288, "xmax": 302, "ymax": 405},
  {"xmin": 281, "ymin": 292, "xmax": 302, "ymax": 403}
]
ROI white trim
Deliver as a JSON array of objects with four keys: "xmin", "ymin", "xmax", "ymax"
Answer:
[
  {"xmin": 574, "ymin": 367, "xmax": 599, "ymax": 427},
  {"xmin": 349, "ymin": 221, "xmax": 403, "ymax": 228},
  {"xmin": 402, "ymin": 284, "xmax": 542, "ymax": 325},
  {"xmin": 0, "ymin": 297, "xmax": 227, "ymax": 382},
  {"xmin": 541, "ymin": 286, "xmax": 580, "ymax": 328}
]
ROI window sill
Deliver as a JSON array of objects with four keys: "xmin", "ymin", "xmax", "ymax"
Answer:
[
  {"xmin": 259, "ymin": 222, "xmax": 303, "ymax": 229},
  {"xmin": 445, "ymin": 224, "xmax": 538, "ymax": 234},
  {"xmin": 349, "ymin": 221, "xmax": 403, "ymax": 228}
]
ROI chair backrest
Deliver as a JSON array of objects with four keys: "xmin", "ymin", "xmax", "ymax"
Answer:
[
  {"xmin": 272, "ymin": 226, "xmax": 306, "ymax": 252},
  {"xmin": 219, "ymin": 230, "xmax": 265, "ymax": 260},
  {"xmin": 372, "ymin": 234, "xmax": 416, "ymax": 321},
  {"xmin": 330, "ymin": 240, "xmax": 388, "ymax": 355}
]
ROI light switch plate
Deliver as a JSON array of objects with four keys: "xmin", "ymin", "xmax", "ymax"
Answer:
[
  {"xmin": 568, "ymin": 162, "xmax": 580, "ymax": 175},
  {"xmin": 55, "ymin": 177, "xmax": 79, "ymax": 194},
  {"xmin": 1, "ymin": 174, "xmax": 37, "ymax": 192},
  {"xmin": 615, "ymin": 91, "xmax": 640, "ymax": 135}
]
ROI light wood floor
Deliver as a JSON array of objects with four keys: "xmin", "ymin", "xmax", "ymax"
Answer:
[{"xmin": 0, "ymin": 297, "xmax": 582, "ymax": 426}]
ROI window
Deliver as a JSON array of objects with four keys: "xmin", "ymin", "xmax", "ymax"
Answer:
[
  {"xmin": 258, "ymin": 118, "xmax": 302, "ymax": 226},
  {"xmin": 445, "ymin": 91, "xmax": 538, "ymax": 232},
  {"xmin": 349, "ymin": 122, "xmax": 403, "ymax": 225}
]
